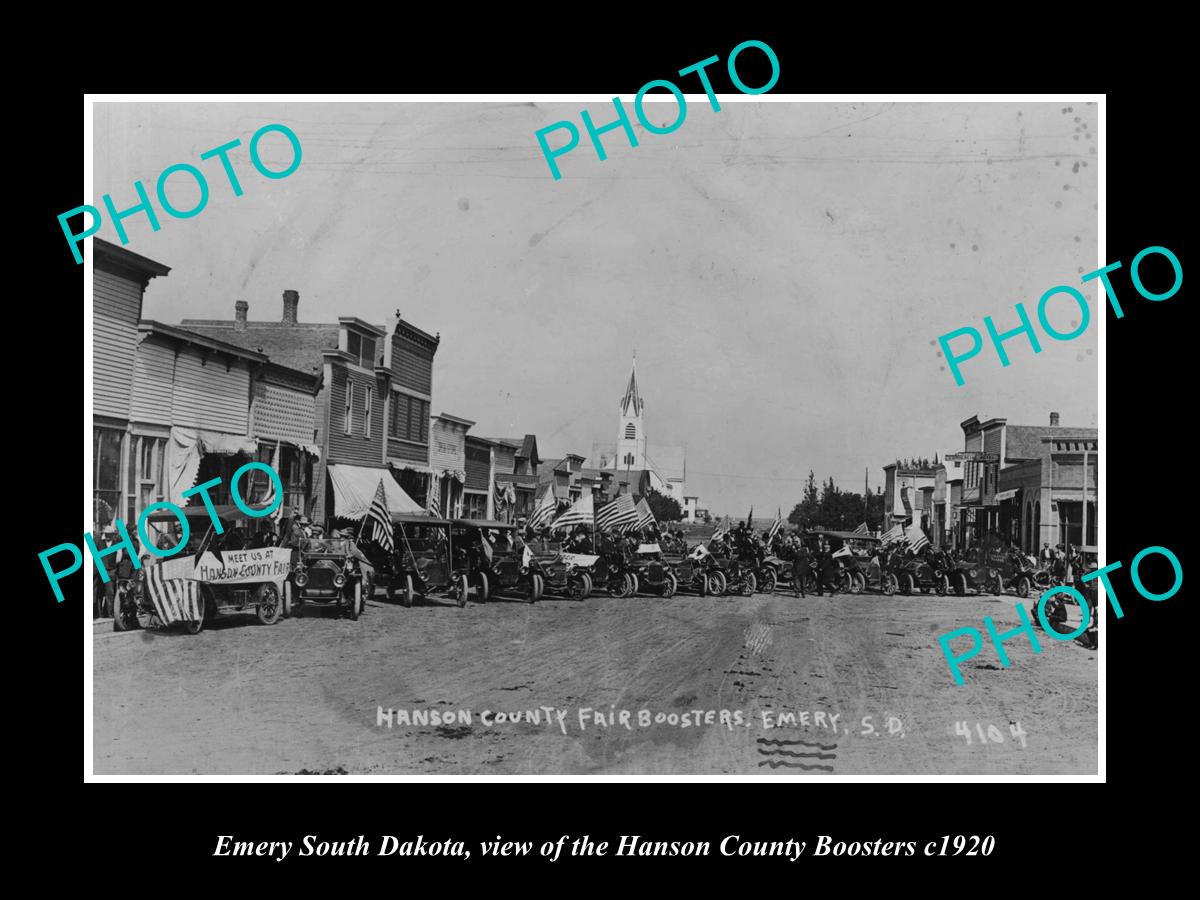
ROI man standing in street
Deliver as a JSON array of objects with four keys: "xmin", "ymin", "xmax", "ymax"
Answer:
[{"xmin": 793, "ymin": 538, "xmax": 810, "ymax": 598}]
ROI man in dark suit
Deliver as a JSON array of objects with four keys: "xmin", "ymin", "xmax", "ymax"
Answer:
[{"xmin": 793, "ymin": 540, "xmax": 810, "ymax": 598}]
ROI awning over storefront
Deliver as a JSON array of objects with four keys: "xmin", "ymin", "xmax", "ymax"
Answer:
[
  {"xmin": 995, "ymin": 489, "xmax": 1020, "ymax": 502},
  {"xmin": 328, "ymin": 464, "xmax": 423, "ymax": 519},
  {"xmin": 1052, "ymin": 489, "xmax": 1094, "ymax": 503},
  {"xmin": 165, "ymin": 426, "xmax": 258, "ymax": 506},
  {"xmin": 389, "ymin": 460, "xmax": 433, "ymax": 476}
]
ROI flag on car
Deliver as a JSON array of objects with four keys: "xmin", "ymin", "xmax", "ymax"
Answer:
[
  {"xmin": 634, "ymin": 497, "xmax": 656, "ymax": 531},
  {"xmin": 880, "ymin": 523, "xmax": 904, "ymax": 545},
  {"xmin": 596, "ymin": 494, "xmax": 638, "ymax": 532},
  {"xmin": 832, "ymin": 545, "xmax": 852, "ymax": 559},
  {"xmin": 746, "ymin": 506, "xmax": 754, "ymax": 527},
  {"xmin": 853, "ymin": 522, "xmax": 868, "ymax": 535},
  {"xmin": 144, "ymin": 559, "xmax": 203, "ymax": 625},
  {"xmin": 522, "ymin": 544, "xmax": 534, "ymax": 568},
  {"xmin": 767, "ymin": 507, "xmax": 783, "ymax": 542},
  {"xmin": 367, "ymin": 478, "xmax": 394, "ymax": 554},
  {"xmin": 905, "ymin": 523, "xmax": 929, "ymax": 552},
  {"xmin": 527, "ymin": 486, "xmax": 558, "ymax": 531},
  {"xmin": 690, "ymin": 543, "xmax": 711, "ymax": 561},
  {"xmin": 550, "ymin": 492, "xmax": 594, "ymax": 531}
]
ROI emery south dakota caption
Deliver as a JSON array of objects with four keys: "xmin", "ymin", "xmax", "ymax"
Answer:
[{"xmin": 376, "ymin": 705, "xmax": 904, "ymax": 736}]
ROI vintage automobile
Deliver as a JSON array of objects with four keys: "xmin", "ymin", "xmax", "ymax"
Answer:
[
  {"xmin": 947, "ymin": 545, "xmax": 1005, "ymax": 597},
  {"xmin": 121, "ymin": 504, "xmax": 291, "ymax": 634},
  {"xmin": 662, "ymin": 545, "xmax": 718, "ymax": 596},
  {"xmin": 290, "ymin": 536, "xmax": 370, "ymax": 619},
  {"xmin": 710, "ymin": 553, "xmax": 757, "ymax": 596},
  {"xmin": 892, "ymin": 548, "xmax": 952, "ymax": 596},
  {"xmin": 631, "ymin": 542, "xmax": 679, "ymax": 598},
  {"xmin": 988, "ymin": 548, "xmax": 1047, "ymax": 598},
  {"xmin": 809, "ymin": 531, "xmax": 883, "ymax": 595},
  {"xmin": 525, "ymin": 535, "xmax": 592, "ymax": 600},
  {"xmin": 389, "ymin": 515, "xmax": 470, "ymax": 607},
  {"xmin": 452, "ymin": 520, "xmax": 542, "ymax": 602}
]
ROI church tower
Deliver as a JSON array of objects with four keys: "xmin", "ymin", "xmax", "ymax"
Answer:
[{"xmin": 616, "ymin": 356, "xmax": 646, "ymax": 470}]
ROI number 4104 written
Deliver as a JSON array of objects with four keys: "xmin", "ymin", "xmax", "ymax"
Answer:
[{"xmin": 954, "ymin": 721, "xmax": 1027, "ymax": 748}]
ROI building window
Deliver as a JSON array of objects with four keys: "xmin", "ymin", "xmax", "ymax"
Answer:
[
  {"xmin": 93, "ymin": 427, "xmax": 124, "ymax": 526},
  {"xmin": 344, "ymin": 382, "xmax": 353, "ymax": 435},
  {"xmin": 625, "ymin": 423, "xmax": 636, "ymax": 440},
  {"xmin": 463, "ymin": 492, "xmax": 487, "ymax": 519},
  {"xmin": 365, "ymin": 386, "xmax": 372, "ymax": 438},
  {"xmin": 134, "ymin": 435, "xmax": 166, "ymax": 522},
  {"xmin": 347, "ymin": 330, "xmax": 377, "ymax": 369},
  {"xmin": 623, "ymin": 453, "xmax": 635, "ymax": 467}
]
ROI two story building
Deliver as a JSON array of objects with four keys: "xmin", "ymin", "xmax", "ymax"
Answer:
[{"xmin": 93, "ymin": 238, "xmax": 170, "ymax": 528}]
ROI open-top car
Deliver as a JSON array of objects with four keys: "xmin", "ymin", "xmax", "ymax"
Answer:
[
  {"xmin": 121, "ymin": 504, "xmax": 292, "ymax": 634},
  {"xmin": 389, "ymin": 515, "xmax": 469, "ymax": 607},
  {"xmin": 452, "ymin": 520, "xmax": 542, "ymax": 602},
  {"xmin": 527, "ymin": 535, "xmax": 591, "ymax": 600},
  {"xmin": 290, "ymin": 536, "xmax": 370, "ymax": 619},
  {"xmin": 632, "ymin": 541, "xmax": 678, "ymax": 598},
  {"xmin": 809, "ymin": 530, "xmax": 882, "ymax": 594}
]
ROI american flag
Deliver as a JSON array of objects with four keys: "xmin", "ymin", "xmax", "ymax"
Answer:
[
  {"xmin": 905, "ymin": 523, "xmax": 929, "ymax": 552},
  {"xmin": 853, "ymin": 522, "xmax": 868, "ymax": 535},
  {"xmin": 550, "ymin": 492, "xmax": 593, "ymax": 531},
  {"xmin": 527, "ymin": 486, "xmax": 558, "ymax": 530},
  {"xmin": 633, "ymin": 497, "xmax": 656, "ymax": 531},
  {"xmin": 144, "ymin": 559, "xmax": 203, "ymax": 625},
  {"xmin": 880, "ymin": 523, "xmax": 904, "ymax": 545},
  {"xmin": 367, "ymin": 478, "xmax": 394, "ymax": 554},
  {"xmin": 428, "ymin": 473, "xmax": 442, "ymax": 518},
  {"xmin": 596, "ymin": 494, "xmax": 638, "ymax": 532},
  {"xmin": 767, "ymin": 507, "xmax": 784, "ymax": 542}
]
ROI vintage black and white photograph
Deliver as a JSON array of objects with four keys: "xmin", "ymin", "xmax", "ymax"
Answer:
[{"xmin": 88, "ymin": 98, "xmax": 1099, "ymax": 776}]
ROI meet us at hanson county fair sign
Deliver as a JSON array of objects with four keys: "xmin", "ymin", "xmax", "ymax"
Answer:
[{"xmin": 154, "ymin": 547, "xmax": 293, "ymax": 586}]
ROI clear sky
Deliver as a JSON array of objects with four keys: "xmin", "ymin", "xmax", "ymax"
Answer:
[{"xmin": 94, "ymin": 100, "xmax": 1099, "ymax": 517}]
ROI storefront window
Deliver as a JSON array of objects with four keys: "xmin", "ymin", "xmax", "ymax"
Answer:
[
  {"xmin": 463, "ymin": 492, "xmax": 487, "ymax": 520},
  {"xmin": 93, "ymin": 426, "xmax": 124, "ymax": 526}
]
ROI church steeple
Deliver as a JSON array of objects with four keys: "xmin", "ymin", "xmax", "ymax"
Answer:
[
  {"xmin": 620, "ymin": 354, "xmax": 643, "ymax": 416},
  {"xmin": 616, "ymin": 353, "xmax": 646, "ymax": 470}
]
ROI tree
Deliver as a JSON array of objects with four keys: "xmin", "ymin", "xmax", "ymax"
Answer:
[
  {"xmin": 644, "ymin": 488, "xmax": 682, "ymax": 523},
  {"xmin": 788, "ymin": 470, "xmax": 821, "ymax": 528}
]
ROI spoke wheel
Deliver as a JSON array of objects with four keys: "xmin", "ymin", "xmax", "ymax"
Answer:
[
  {"xmin": 1016, "ymin": 576, "xmax": 1031, "ymax": 599},
  {"xmin": 456, "ymin": 574, "xmax": 469, "ymax": 608},
  {"xmin": 661, "ymin": 570, "xmax": 678, "ymax": 598},
  {"xmin": 403, "ymin": 575, "xmax": 414, "ymax": 608},
  {"xmin": 713, "ymin": 570, "xmax": 728, "ymax": 595},
  {"xmin": 759, "ymin": 568, "xmax": 777, "ymax": 594},
  {"xmin": 256, "ymin": 584, "xmax": 282, "ymax": 625},
  {"xmin": 850, "ymin": 571, "xmax": 865, "ymax": 594},
  {"xmin": 742, "ymin": 571, "xmax": 757, "ymax": 597},
  {"xmin": 350, "ymin": 581, "xmax": 364, "ymax": 619},
  {"xmin": 899, "ymin": 573, "xmax": 914, "ymax": 596}
]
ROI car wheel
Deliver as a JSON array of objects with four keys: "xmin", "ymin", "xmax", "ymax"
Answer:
[
  {"xmin": 111, "ymin": 584, "xmax": 135, "ymax": 632},
  {"xmin": 570, "ymin": 575, "xmax": 588, "ymax": 601},
  {"xmin": 403, "ymin": 575, "xmax": 414, "ymax": 608},
  {"xmin": 759, "ymin": 568, "xmax": 777, "ymax": 594},
  {"xmin": 850, "ymin": 571, "xmax": 866, "ymax": 594},
  {"xmin": 713, "ymin": 570, "xmax": 729, "ymax": 595},
  {"xmin": 527, "ymin": 574, "xmax": 542, "ymax": 604},
  {"xmin": 456, "ymin": 574, "xmax": 469, "ymax": 608},
  {"xmin": 899, "ymin": 573, "xmax": 914, "ymax": 596},
  {"xmin": 936, "ymin": 574, "xmax": 949, "ymax": 597},
  {"xmin": 1016, "ymin": 576, "xmax": 1031, "ymax": 599},
  {"xmin": 256, "ymin": 583, "xmax": 282, "ymax": 625},
  {"xmin": 581, "ymin": 573, "xmax": 592, "ymax": 599},
  {"xmin": 742, "ymin": 571, "xmax": 757, "ymax": 597},
  {"xmin": 349, "ymin": 581, "xmax": 363, "ymax": 619},
  {"xmin": 662, "ymin": 570, "xmax": 678, "ymax": 598},
  {"xmin": 475, "ymin": 571, "xmax": 489, "ymax": 603},
  {"xmin": 883, "ymin": 573, "xmax": 897, "ymax": 596}
]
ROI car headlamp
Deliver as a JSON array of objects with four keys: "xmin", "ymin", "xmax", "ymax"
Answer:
[{"xmin": 333, "ymin": 572, "xmax": 347, "ymax": 588}]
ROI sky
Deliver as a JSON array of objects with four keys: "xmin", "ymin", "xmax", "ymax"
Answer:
[{"xmin": 94, "ymin": 100, "xmax": 1099, "ymax": 517}]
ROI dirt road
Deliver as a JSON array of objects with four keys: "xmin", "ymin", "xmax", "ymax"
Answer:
[{"xmin": 92, "ymin": 587, "xmax": 1097, "ymax": 775}]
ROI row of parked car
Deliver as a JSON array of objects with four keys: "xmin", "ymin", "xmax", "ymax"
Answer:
[{"xmin": 96, "ymin": 507, "xmax": 1097, "ymax": 639}]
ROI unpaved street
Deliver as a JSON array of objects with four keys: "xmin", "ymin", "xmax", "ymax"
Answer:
[{"xmin": 93, "ymin": 588, "xmax": 1097, "ymax": 775}]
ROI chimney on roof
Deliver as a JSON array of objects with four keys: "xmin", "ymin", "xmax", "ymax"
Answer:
[
  {"xmin": 282, "ymin": 289, "xmax": 299, "ymax": 325},
  {"xmin": 234, "ymin": 300, "xmax": 248, "ymax": 331},
  {"xmin": 1050, "ymin": 411, "xmax": 1060, "ymax": 427}
]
